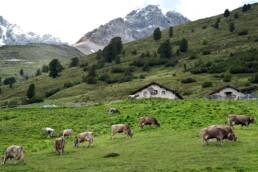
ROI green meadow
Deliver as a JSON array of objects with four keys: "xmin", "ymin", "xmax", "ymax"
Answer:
[{"xmin": 1, "ymin": 99, "xmax": 258, "ymax": 172}]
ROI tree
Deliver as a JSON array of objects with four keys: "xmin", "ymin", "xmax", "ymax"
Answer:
[
  {"xmin": 153, "ymin": 27, "xmax": 161, "ymax": 41},
  {"xmin": 83, "ymin": 65, "xmax": 97, "ymax": 84},
  {"xmin": 96, "ymin": 50, "xmax": 103, "ymax": 60},
  {"xmin": 224, "ymin": 9, "xmax": 230, "ymax": 17},
  {"xmin": 158, "ymin": 39, "xmax": 172, "ymax": 58},
  {"xmin": 26, "ymin": 84, "xmax": 35, "ymax": 99},
  {"xmin": 36, "ymin": 69, "xmax": 41, "ymax": 76},
  {"xmin": 213, "ymin": 18, "xmax": 220, "ymax": 29},
  {"xmin": 69, "ymin": 57, "xmax": 80, "ymax": 67},
  {"xmin": 3, "ymin": 77, "xmax": 16, "ymax": 88},
  {"xmin": 229, "ymin": 23, "xmax": 235, "ymax": 32},
  {"xmin": 242, "ymin": 4, "xmax": 251, "ymax": 12},
  {"xmin": 42, "ymin": 65, "xmax": 49, "ymax": 73},
  {"xmin": 49, "ymin": 59, "xmax": 64, "ymax": 78},
  {"xmin": 179, "ymin": 38, "xmax": 188, "ymax": 53},
  {"xmin": 103, "ymin": 37, "xmax": 123, "ymax": 63},
  {"xmin": 19, "ymin": 69, "xmax": 24, "ymax": 76},
  {"xmin": 169, "ymin": 27, "xmax": 173, "ymax": 38}
]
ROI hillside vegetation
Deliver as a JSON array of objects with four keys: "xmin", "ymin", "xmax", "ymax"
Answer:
[
  {"xmin": 0, "ymin": 44, "xmax": 83, "ymax": 78},
  {"xmin": 1, "ymin": 99, "xmax": 258, "ymax": 171},
  {"xmin": 1, "ymin": 3, "xmax": 258, "ymax": 106}
]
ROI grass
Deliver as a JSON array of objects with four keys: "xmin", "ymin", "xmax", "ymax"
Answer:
[{"xmin": 1, "ymin": 99, "xmax": 258, "ymax": 171}]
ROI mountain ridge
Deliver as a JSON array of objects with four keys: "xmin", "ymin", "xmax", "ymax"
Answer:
[{"xmin": 74, "ymin": 5, "xmax": 189, "ymax": 54}]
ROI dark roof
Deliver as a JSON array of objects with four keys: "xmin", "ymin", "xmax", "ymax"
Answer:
[
  {"xmin": 131, "ymin": 82, "xmax": 183, "ymax": 99},
  {"xmin": 208, "ymin": 85, "xmax": 243, "ymax": 95}
]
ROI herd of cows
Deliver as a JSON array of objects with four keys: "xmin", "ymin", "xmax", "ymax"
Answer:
[{"xmin": 1, "ymin": 112, "xmax": 256, "ymax": 165}]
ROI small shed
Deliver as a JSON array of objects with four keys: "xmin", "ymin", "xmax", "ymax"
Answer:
[
  {"xmin": 129, "ymin": 82, "xmax": 183, "ymax": 100},
  {"xmin": 208, "ymin": 85, "xmax": 246, "ymax": 100}
]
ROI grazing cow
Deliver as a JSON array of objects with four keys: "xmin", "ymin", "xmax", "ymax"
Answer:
[
  {"xmin": 208, "ymin": 125, "xmax": 234, "ymax": 134},
  {"xmin": 2, "ymin": 145, "xmax": 24, "ymax": 165},
  {"xmin": 60, "ymin": 129, "xmax": 73, "ymax": 137},
  {"xmin": 108, "ymin": 108, "xmax": 120, "ymax": 114},
  {"xmin": 200, "ymin": 125, "xmax": 237, "ymax": 145},
  {"xmin": 42, "ymin": 127, "xmax": 54, "ymax": 138},
  {"xmin": 74, "ymin": 132, "xmax": 93, "ymax": 147},
  {"xmin": 228, "ymin": 115, "xmax": 256, "ymax": 127},
  {"xmin": 111, "ymin": 124, "xmax": 133, "ymax": 139},
  {"xmin": 54, "ymin": 136, "xmax": 65, "ymax": 155},
  {"xmin": 139, "ymin": 116, "xmax": 160, "ymax": 129}
]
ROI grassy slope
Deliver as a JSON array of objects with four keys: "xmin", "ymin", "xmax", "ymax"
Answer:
[
  {"xmin": 0, "ymin": 44, "xmax": 84, "ymax": 78},
  {"xmin": 1, "ymin": 99, "xmax": 258, "ymax": 171},
  {"xmin": 1, "ymin": 4, "xmax": 258, "ymax": 106}
]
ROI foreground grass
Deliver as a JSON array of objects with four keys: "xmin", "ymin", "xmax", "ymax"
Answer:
[{"xmin": 1, "ymin": 99, "xmax": 258, "ymax": 171}]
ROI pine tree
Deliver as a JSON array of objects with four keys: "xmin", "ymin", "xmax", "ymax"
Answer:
[
  {"xmin": 36, "ymin": 69, "xmax": 41, "ymax": 76},
  {"xmin": 26, "ymin": 84, "xmax": 35, "ymax": 99},
  {"xmin": 3, "ymin": 77, "xmax": 16, "ymax": 88},
  {"xmin": 103, "ymin": 37, "xmax": 123, "ymax": 63},
  {"xmin": 179, "ymin": 38, "xmax": 188, "ymax": 53},
  {"xmin": 229, "ymin": 23, "xmax": 235, "ymax": 32},
  {"xmin": 69, "ymin": 57, "xmax": 80, "ymax": 67},
  {"xmin": 49, "ymin": 59, "xmax": 63, "ymax": 78},
  {"xmin": 224, "ymin": 9, "xmax": 230, "ymax": 17},
  {"xmin": 169, "ymin": 27, "xmax": 173, "ymax": 38},
  {"xmin": 19, "ymin": 69, "xmax": 24, "ymax": 76},
  {"xmin": 158, "ymin": 39, "xmax": 172, "ymax": 58},
  {"xmin": 153, "ymin": 27, "xmax": 162, "ymax": 41}
]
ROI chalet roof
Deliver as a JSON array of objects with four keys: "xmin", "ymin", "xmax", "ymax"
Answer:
[
  {"xmin": 208, "ymin": 85, "xmax": 243, "ymax": 95},
  {"xmin": 131, "ymin": 82, "xmax": 183, "ymax": 99}
]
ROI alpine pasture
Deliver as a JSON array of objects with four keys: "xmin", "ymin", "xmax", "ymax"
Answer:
[{"xmin": 1, "ymin": 99, "xmax": 258, "ymax": 172}]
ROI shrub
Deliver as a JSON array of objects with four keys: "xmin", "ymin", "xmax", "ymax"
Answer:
[
  {"xmin": 153, "ymin": 27, "xmax": 161, "ymax": 41},
  {"xmin": 69, "ymin": 57, "xmax": 80, "ymax": 67},
  {"xmin": 179, "ymin": 38, "xmax": 188, "ymax": 52},
  {"xmin": 63, "ymin": 82, "xmax": 74, "ymax": 88},
  {"xmin": 131, "ymin": 50, "xmax": 137, "ymax": 55},
  {"xmin": 49, "ymin": 59, "xmax": 64, "ymax": 78},
  {"xmin": 45, "ymin": 88, "xmax": 61, "ymax": 97},
  {"xmin": 250, "ymin": 73, "xmax": 258, "ymax": 83},
  {"xmin": 111, "ymin": 67, "xmax": 126, "ymax": 73},
  {"xmin": 181, "ymin": 78, "xmax": 196, "ymax": 84},
  {"xmin": 3, "ymin": 77, "xmax": 16, "ymax": 88},
  {"xmin": 238, "ymin": 30, "xmax": 248, "ymax": 36},
  {"xmin": 202, "ymin": 50, "xmax": 211, "ymax": 55},
  {"xmin": 202, "ymin": 82, "xmax": 213, "ymax": 88},
  {"xmin": 234, "ymin": 13, "xmax": 239, "ymax": 19},
  {"xmin": 26, "ymin": 84, "xmax": 36, "ymax": 99},
  {"xmin": 229, "ymin": 23, "xmax": 235, "ymax": 32},
  {"xmin": 158, "ymin": 39, "xmax": 172, "ymax": 58}
]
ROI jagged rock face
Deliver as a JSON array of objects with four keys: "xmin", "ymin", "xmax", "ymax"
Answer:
[
  {"xmin": 74, "ymin": 5, "xmax": 189, "ymax": 54},
  {"xmin": 0, "ymin": 16, "xmax": 63, "ymax": 46}
]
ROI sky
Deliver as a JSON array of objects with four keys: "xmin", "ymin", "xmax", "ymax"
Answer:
[{"xmin": 0, "ymin": 0, "xmax": 257, "ymax": 44}]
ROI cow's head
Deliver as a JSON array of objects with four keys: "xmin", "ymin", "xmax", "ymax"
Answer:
[
  {"xmin": 250, "ymin": 117, "xmax": 256, "ymax": 124},
  {"xmin": 227, "ymin": 132, "xmax": 237, "ymax": 141}
]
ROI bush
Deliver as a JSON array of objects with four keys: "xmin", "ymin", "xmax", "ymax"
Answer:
[
  {"xmin": 242, "ymin": 4, "xmax": 251, "ymax": 12},
  {"xmin": 202, "ymin": 82, "xmax": 213, "ymax": 88},
  {"xmin": 63, "ymin": 82, "xmax": 75, "ymax": 88},
  {"xmin": 250, "ymin": 73, "xmax": 258, "ymax": 83},
  {"xmin": 45, "ymin": 88, "xmax": 61, "ymax": 97},
  {"xmin": 69, "ymin": 57, "xmax": 80, "ymax": 67},
  {"xmin": 238, "ymin": 30, "xmax": 248, "ymax": 36},
  {"xmin": 224, "ymin": 9, "xmax": 230, "ymax": 17},
  {"xmin": 181, "ymin": 78, "xmax": 196, "ymax": 84},
  {"xmin": 229, "ymin": 23, "xmax": 235, "ymax": 32},
  {"xmin": 131, "ymin": 50, "xmax": 137, "ymax": 55},
  {"xmin": 234, "ymin": 13, "xmax": 239, "ymax": 19},
  {"xmin": 179, "ymin": 38, "xmax": 188, "ymax": 53},
  {"xmin": 202, "ymin": 50, "xmax": 211, "ymax": 55},
  {"xmin": 153, "ymin": 27, "xmax": 162, "ymax": 41},
  {"xmin": 111, "ymin": 67, "xmax": 126, "ymax": 73}
]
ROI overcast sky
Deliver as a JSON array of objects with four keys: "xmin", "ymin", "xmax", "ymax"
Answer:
[{"xmin": 0, "ymin": 0, "xmax": 257, "ymax": 44}]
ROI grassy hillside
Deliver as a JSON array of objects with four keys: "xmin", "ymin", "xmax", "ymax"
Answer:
[
  {"xmin": 1, "ymin": 3, "xmax": 258, "ymax": 106},
  {"xmin": 0, "ymin": 44, "xmax": 84, "ymax": 78},
  {"xmin": 1, "ymin": 99, "xmax": 258, "ymax": 171}
]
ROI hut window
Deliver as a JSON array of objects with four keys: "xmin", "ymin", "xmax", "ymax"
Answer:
[
  {"xmin": 225, "ymin": 91, "xmax": 233, "ymax": 97},
  {"xmin": 162, "ymin": 90, "xmax": 166, "ymax": 94},
  {"xmin": 151, "ymin": 90, "xmax": 158, "ymax": 95}
]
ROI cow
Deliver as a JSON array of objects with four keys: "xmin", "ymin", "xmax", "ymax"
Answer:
[
  {"xmin": 200, "ymin": 125, "xmax": 237, "ymax": 145},
  {"xmin": 74, "ymin": 132, "xmax": 93, "ymax": 148},
  {"xmin": 111, "ymin": 124, "xmax": 133, "ymax": 139},
  {"xmin": 228, "ymin": 115, "xmax": 256, "ymax": 127},
  {"xmin": 2, "ymin": 145, "xmax": 24, "ymax": 165},
  {"xmin": 139, "ymin": 116, "xmax": 160, "ymax": 129},
  {"xmin": 108, "ymin": 108, "xmax": 120, "ymax": 114},
  {"xmin": 42, "ymin": 127, "xmax": 54, "ymax": 138},
  {"xmin": 208, "ymin": 125, "xmax": 234, "ymax": 134},
  {"xmin": 60, "ymin": 129, "xmax": 73, "ymax": 137},
  {"xmin": 54, "ymin": 136, "xmax": 65, "ymax": 155}
]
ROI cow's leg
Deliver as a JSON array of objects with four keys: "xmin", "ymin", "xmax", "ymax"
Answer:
[{"xmin": 2, "ymin": 154, "xmax": 7, "ymax": 165}]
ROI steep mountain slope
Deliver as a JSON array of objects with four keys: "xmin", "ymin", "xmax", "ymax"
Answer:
[
  {"xmin": 0, "ymin": 44, "xmax": 84, "ymax": 78},
  {"xmin": 0, "ymin": 16, "xmax": 63, "ymax": 45},
  {"xmin": 1, "ymin": 3, "xmax": 258, "ymax": 107},
  {"xmin": 74, "ymin": 5, "xmax": 189, "ymax": 54}
]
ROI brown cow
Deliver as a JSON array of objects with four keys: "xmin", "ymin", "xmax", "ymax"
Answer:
[
  {"xmin": 228, "ymin": 115, "xmax": 256, "ymax": 127},
  {"xmin": 54, "ymin": 136, "xmax": 65, "ymax": 155},
  {"xmin": 59, "ymin": 129, "xmax": 73, "ymax": 137},
  {"xmin": 111, "ymin": 124, "xmax": 133, "ymax": 139},
  {"xmin": 139, "ymin": 116, "xmax": 160, "ymax": 129},
  {"xmin": 74, "ymin": 132, "xmax": 93, "ymax": 147},
  {"xmin": 200, "ymin": 125, "xmax": 237, "ymax": 145},
  {"xmin": 2, "ymin": 145, "xmax": 25, "ymax": 165}
]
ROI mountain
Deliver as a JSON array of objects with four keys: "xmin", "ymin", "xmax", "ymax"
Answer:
[
  {"xmin": 74, "ymin": 5, "xmax": 189, "ymax": 54},
  {"xmin": 0, "ymin": 16, "xmax": 63, "ymax": 46},
  {"xmin": 1, "ymin": 3, "xmax": 258, "ymax": 107}
]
